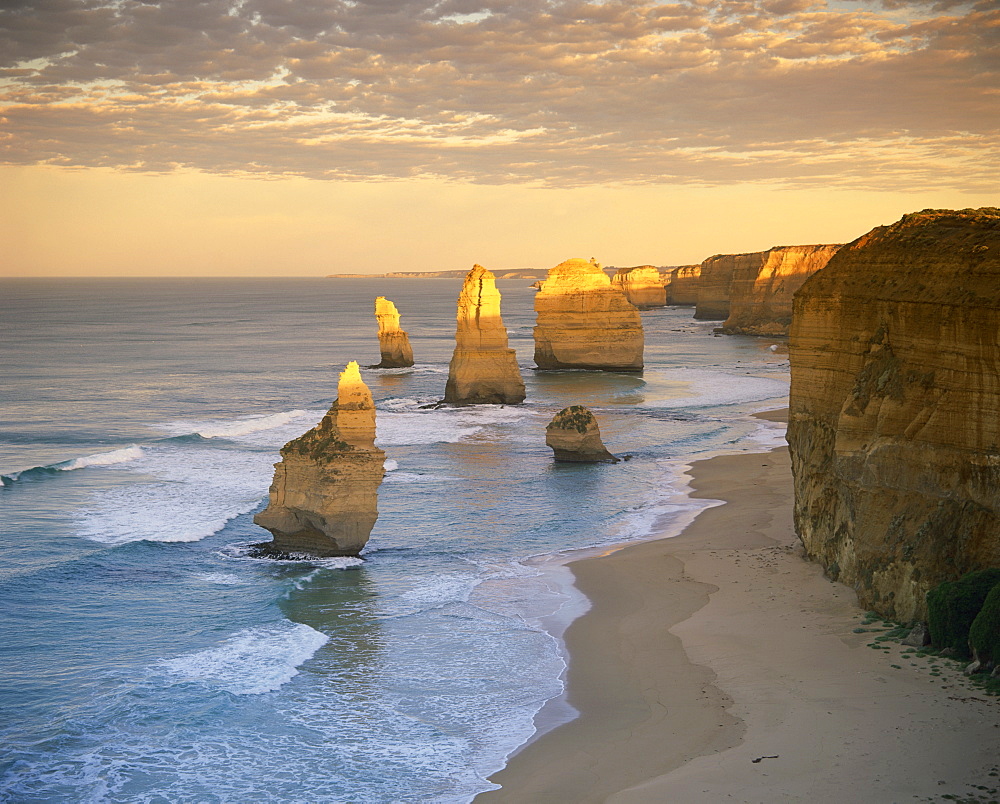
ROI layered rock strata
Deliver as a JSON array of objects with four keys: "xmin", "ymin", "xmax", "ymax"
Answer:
[
  {"xmin": 373, "ymin": 296, "xmax": 414, "ymax": 368},
  {"xmin": 444, "ymin": 265, "xmax": 526, "ymax": 405},
  {"xmin": 254, "ymin": 361, "xmax": 385, "ymax": 557},
  {"xmin": 666, "ymin": 265, "xmax": 701, "ymax": 305},
  {"xmin": 534, "ymin": 258, "xmax": 644, "ymax": 371},
  {"xmin": 694, "ymin": 252, "xmax": 765, "ymax": 320},
  {"xmin": 612, "ymin": 266, "xmax": 667, "ymax": 309},
  {"xmin": 546, "ymin": 406, "xmax": 619, "ymax": 463},
  {"xmin": 787, "ymin": 208, "xmax": 1000, "ymax": 622},
  {"xmin": 722, "ymin": 245, "xmax": 841, "ymax": 336}
]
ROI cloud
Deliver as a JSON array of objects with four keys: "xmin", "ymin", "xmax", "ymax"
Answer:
[{"xmin": 0, "ymin": 0, "xmax": 996, "ymax": 190}]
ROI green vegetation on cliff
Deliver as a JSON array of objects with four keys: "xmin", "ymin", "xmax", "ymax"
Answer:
[{"xmin": 927, "ymin": 569, "xmax": 1000, "ymax": 658}]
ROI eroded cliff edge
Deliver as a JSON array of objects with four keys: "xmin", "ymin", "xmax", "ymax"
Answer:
[
  {"xmin": 787, "ymin": 208, "xmax": 1000, "ymax": 621},
  {"xmin": 254, "ymin": 361, "xmax": 385, "ymax": 557}
]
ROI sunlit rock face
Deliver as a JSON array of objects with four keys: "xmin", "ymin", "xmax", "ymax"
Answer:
[
  {"xmin": 694, "ymin": 252, "xmax": 766, "ymax": 320},
  {"xmin": 611, "ymin": 265, "xmax": 666, "ymax": 309},
  {"xmin": 666, "ymin": 264, "xmax": 701, "ymax": 305},
  {"xmin": 545, "ymin": 406, "xmax": 619, "ymax": 463},
  {"xmin": 721, "ymin": 245, "xmax": 842, "ymax": 336},
  {"xmin": 788, "ymin": 209, "xmax": 1000, "ymax": 621},
  {"xmin": 254, "ymin": 361, "xmax": 385, "ymax": 557},
  {"xmin": 444, "ymin": 264, "xmax": 526, "ymax": 405},
  {"xmin": 534, "ymin": 258, "xmax": 644, "ymax": 371},
  {"xmin": 374, "ymin": 296, "xmax": 414, "ymax": 368}
]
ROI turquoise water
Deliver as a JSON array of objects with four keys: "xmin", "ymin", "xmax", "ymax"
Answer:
[{"xmin": 0, "ymin": 278, "xmax": 789, "ymax": 802}]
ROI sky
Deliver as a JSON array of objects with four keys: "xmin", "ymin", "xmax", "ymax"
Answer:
[{"xmin": 1, "ymin": 0, "xmax": 997, "ymax": 276}]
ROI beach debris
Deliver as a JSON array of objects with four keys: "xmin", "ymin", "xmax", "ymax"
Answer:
[
  {"xmin": 902, "ymin": 622, "xmax": 930, "ymax": 647},
  {"xmin": 751, "ymin": 755, "xmax": 780, "ymax": 764}
]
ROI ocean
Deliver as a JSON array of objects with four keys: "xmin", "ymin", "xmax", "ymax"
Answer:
[{"xmin": 0, "ymin": 277, "xmax": 789, "ymax": 802}]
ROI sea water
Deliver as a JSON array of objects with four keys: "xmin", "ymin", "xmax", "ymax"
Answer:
[{"xmin": 0, "ymin": 278, "xmax": 789, "ymax": 802}]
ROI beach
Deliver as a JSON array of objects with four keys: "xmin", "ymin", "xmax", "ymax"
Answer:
[{"xmin": 480, "ymin": 411, "xmax": 1000, "ymax": 803}]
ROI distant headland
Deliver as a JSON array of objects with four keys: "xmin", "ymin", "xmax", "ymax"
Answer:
[{"xmin": 327, "ymin": 269, "xmax": 545, "ymax": 279}]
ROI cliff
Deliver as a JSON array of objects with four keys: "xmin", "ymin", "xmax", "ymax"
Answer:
[
  {"xmin": 328, "ymin": 270, "xmax": 543, "ymax": 279},
  {"xmin": 666, "ymin": 265, "xmax": 701, "ymax": 305},
  {"xmin": 534, "ymin": 258, "xmax": 644, "ymax": 371},
  {"xmin": 611, "ymin": 266, "xmax": 667, "ymax": 309},
  {"xmin": 787, "ymin": 208, "xmax": 1000, "ymax": 622},
  {"xmin": 545, "ymin": 406, "xmax": 619, "ymax": 463},
  {"xmin": 695, "ymin": 252, "xmax": 766, "ymax": 320},
  {"xmin": 722, "ymin": 245, "xmax": 842, "ymax": 336},
  {"xmin": 444, "ymin": 265, "xmax": 526, "ymax": 405},
  {"xmin": 373, "ymin": 296, "xmax": 414, "ymax": 368},
  {"xmin": 254, "ymin": 361, "xmax": 386, "ymax": 557}
]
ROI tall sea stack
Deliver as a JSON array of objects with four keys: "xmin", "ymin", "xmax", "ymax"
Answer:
[
  {"xmin": 374, "ymin": 297, "xmax": 414, "ymax": 368},
  {"xmin": 611, "ymin": 265, "xmax": 666, "ymax": 309},
  {"xmin": 534, "ymin": 258, "xmax": 644, "ymax": 371},
  {"xmin": 444, "ymin": 264, "xmax": 526, "ymax": 405},
  {"xmin": 788, "ymin": 208, "xmax": 1000, "ymax": 621},
  {"xmin": 254, "ymin": 361, "xmax": 385, "ymax": 557}
]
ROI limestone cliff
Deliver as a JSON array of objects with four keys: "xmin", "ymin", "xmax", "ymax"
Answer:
[
  {"xmin": 611, "ymin": 266, "xmax": 666, "ymax": 309},
  {"xmin": 787, "ymin": 208, "xmax": 1000, "ymax": 622},
  {"xmin": 695, "ymin": 252, "xmax": 766, "ymax": 320},
  {"xmin": 722, "ymin": 245, "xmax": 842, "ymax": 336},
  {"xmin": 444, "ymin": 265, "xmax": 526, "ymax": 405},
  {"xmin": 534, "ymin": 258, "xmax": 644, "ymax": 371},
  {"xmin": 374, "ymin": 296, "xmax": 414, "ymax": 368},
  {"xmin": 546, "ymin": 406, "xmax": 619, "ymax": 463},
  {"xmin": 254, "ymin": 361, "xmax": 385, "ymax": 557},
  {"xmin": 666, "ymin": 265, "xmax": 701, "ymax": 305}
]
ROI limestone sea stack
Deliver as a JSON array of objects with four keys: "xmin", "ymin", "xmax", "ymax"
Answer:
[
  {"xmin": 722, "ymin": 245, "xmax": 842, "ymax": 336},
  {"xmin": 373, "ymin": 297, "xmax": 414, "ymax": 368},
  {"xmin": 444, "ymin": 264, "xmax": 526, "ymax": 405},
  {"xmin": 254, "ymin": 361, "xmax": 386, "ymax": 557},
  {"xmin": 546, "ymin": 406, "xmax": 619, "ymax": 463},
  {"xmin": 611, "ymin": 265, "xmax": 667, "ymax": 309},
  {"xmin": 666, "ymin": 264, "xmax": 701, "ymax": 305},
  {"xmin": 694, "ymin": 252, "xmax": 764, "ymax": 320},
  {"xmin": 534, "ymin": 258, "xmax": 644, "ymax": 371},
  {"xmin": 787, "ymin": 208, "xmax": 1000, "ymax": 622}
]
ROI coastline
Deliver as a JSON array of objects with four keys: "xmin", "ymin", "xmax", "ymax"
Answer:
[{"xmin": 478, "ymin": 411, "xmax": 1000, "ymax": 802}]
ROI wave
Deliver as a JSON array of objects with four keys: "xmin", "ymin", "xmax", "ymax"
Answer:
[
  {"xmin": 156, "ymin": 621, "xmax": 328, "ymax": 695},
  {"xmin": 1, "ymin": 445, "xmax": 145, "ymax": 485},
  {"xmin": 157, "ymin": 409, "xmax": 321, "ymax": 441},
  {"xmin": 643, "ymin": 368, "xmax": 789, "ymax": 410}
]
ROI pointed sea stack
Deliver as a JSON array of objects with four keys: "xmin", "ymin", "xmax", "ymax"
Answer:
[
  {"xmin": 253, "ymin": 361, "xmax": 385, "ymax": 557},
  {"xmin": 546, "ymin": 406, "xmax": 619, "ymax": 463},
  {"xmin": 374, "ymin": 297, "xmax": 414, "ymax": 368},
  {"xmin": 534, "ymin": 258, "xmax": 644, "ymax": 371},
  {"xmin": 611, "ymin": 265, "xmax": 666, "ymax": 309},
  {"xmin": 444, "ymin": 264, "xmax": 526, "ymax": 405}
]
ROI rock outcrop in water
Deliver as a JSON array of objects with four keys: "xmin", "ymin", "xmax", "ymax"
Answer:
[
  {"xmin": 254, "ymin": 361, "xmax": 385, "ymax": 557},
  {"xmin": 694, "ymin": 252, "xmax": 763, "ymax": 320},
  {"xmin": 611, "ymin": 265, "xmax": 666, "ymax": 309},
  {"xmin": 546, "ymin": 406, "xmax": 619, "ymax": 463},
  {"xmin": 444, "ymin": 264, "xmax": 526, "ymax": 405},
  {"xmin": 373, "ymin": 296, "xmax": 414, "ymax": 368},
  {"xmin": 787, "ymin": 208, "xmax": 1000, "ymax": 622},
  {"xmin": 666, "ymin": 265, "xmax": 701, "ymax": 305},
  {"xmin": 534, "ymin": 258, "xmax": 644, "ymax": 371},
  {"xmin": 722, "ymin": 245, "xmax": 842, "ymax": 336}
]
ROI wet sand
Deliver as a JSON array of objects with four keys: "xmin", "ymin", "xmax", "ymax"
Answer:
[{"xmin": 478, "ymin": 414, "xmax": 1000, "ymax": 803}]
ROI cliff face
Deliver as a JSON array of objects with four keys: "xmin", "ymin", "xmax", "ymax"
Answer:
[
  {"xmin": 254, "ymin": 361, "xmax": 385, "ymax": 557},
  {"xmin": 534, "ymin": 258, "xmax": 644, "ymax": 371},
  {"xmin": 545, "ymin": 406, "xmax": 619, "ymax": 463},
  {"xmin": 444, "ymin": 264, "xmax": 526, "ymax": 405},
  {"xmin": 374, "ymin": 296, "xmax": 414, "ymax": 368},
  {"xmin": 723, "ymin": 245, "xmax": 842, "ymax": 336},
  {"xmin": 788, "ymin": 208, "xmax": 1000, "ymax": 622},
  {"xmin": 666, "ymin": 265, "xmax": 700, "ymax": 305},
  {"xmin": 611, "ymin": 266, "xmax": 666, "ymax": 309},
  {"xmin": 695, "ymin": 252, "xmax": 765, "ymax": 320}
]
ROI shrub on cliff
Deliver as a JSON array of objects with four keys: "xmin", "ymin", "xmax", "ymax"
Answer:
[
  {"xmin": 927, "ymin": 569, "xmax": 1000, "ymax": 658},
  {"xmin": 969, "ymin": 584, "xmax": 1000, "ymax": 666}
]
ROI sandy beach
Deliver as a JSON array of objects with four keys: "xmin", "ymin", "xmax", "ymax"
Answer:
[{"xmin": 479, "ymin": 412, "xmax": 1000, "ymax": 803}]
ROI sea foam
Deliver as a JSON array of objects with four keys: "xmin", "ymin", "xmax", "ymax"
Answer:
[{"xmin": 157, "ymin": 621, "xmax": 328, "ymax": 695}]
